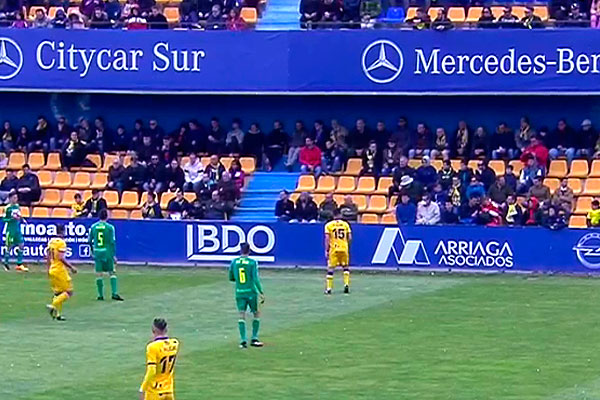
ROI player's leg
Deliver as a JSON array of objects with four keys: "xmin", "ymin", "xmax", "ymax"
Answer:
[
  {"xmin": 106, "ymin": 257, "xmax": 124, "ymax": 301},
  {"xmin": 342, "ymin": 252, "xmax": 350, "ymax": 294},
  {"xmin": 3, "ymin": 233, "xmax": 12, "ymax": 270},
  {"xmin": 250, "ymin": 296, "xmax": 263, "ymax": 347},
  {"xmin": 325, "ymin": 252, "xmax": 338, "ymax": 294},
  {"xmin": 236, "ymin": 297, "xmax": 248, "ymax": 348},
  {"xmin": 95, "ymin": 256, "xmax": 105, "ymax": 300},
  {"xmin": 15, "ymin": 241, "xmax": 27, "ymax": 271}
]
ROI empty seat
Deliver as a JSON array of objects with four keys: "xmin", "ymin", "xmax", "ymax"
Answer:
[
  {"xmin": 381, "ymin": 213, "xmax": 397, "ymax": 225},
  {"xmin": 427, "ymin": 6, "xmax": 443, "ymax": 20},
  {"xmin": 240, "ymin": 157, "xmax": 256, "ymax": 174},
  {"xmin": 164, "ymin": 7, "xmax": 180, "ymax": 23},
  {"xmin": 52, "ymin": 171, "xmax": 72, "ymax": 188},
  {"xmin": 491, "ymin": 6, "xmax": 504, "ymax": 18},
  {"xmin": 569, "ymin": 215, "xmax": 588, "ymax": 229},
  {"xmin": 8, "ymin": 152, "xmax": 25, "ymax": 170},
  {"xmin": 568, "ymin": 178, "xmax": 583, "ymax": 195},
  {"xmin": 221, "ymin": 157, "xmax": 233, "ymax": 170},
  {"xmin": 296, "ymin": 175, "xmax": 316, "ymax": 192},
  {"xmin": 130, "ymin": 209, "xmax": 143, "ymax": 219},
  {"xmin": 104, "ymin": 191, "xmax": 120, "ymax": 208},
  {"xmin": 367, "ymin": 195, "xmax": 387, "ymax": 213},
  {"xmin": 91, "ymin": 172, "xmax": 108, "ymax": 189},
  {"xmin": 489, "ymin": 160, "xmax": 506, "ymax": 176},
  {"xmin": 405, "ymin": 6, "xmax": 418, "ymax": 20},
  {"xmin": 360, "ymin": 213, "xmax": 379, "ymax": 224},
  {"xmin": 200, "ymin": 157, "xmax": 211, "ymax": 167},
  {"xmin": 345, "ymin": 159, "xmax": 362, "ymax": 176},
  {"xmin": 447, "ymin": 6, "xmax": 465, "ymax": 22},
  {"xmin": 450, "ymin": 159, "xmax": 462, "ymax": 171},
  {"xmin": 548, "ymin": 160, "xmax": 568, "ymax": 178},
  {"xmin": 19, "ymin": 206, "xmax": 30, "ymax": 218},
  {"xmin": 41, "ymin": 189, "xmax": 61, "ymax": 206},
  {"xmin": 313, "ymin": 193, "xmax": 325, "ymax": 205},
  {"xmin": 45, "ymin": 153, "xmax": 62, "ymax": 170},
  {"xmin": 240, "ymin": 7, "xmax": 257, "ymax": 23},
  {"xmin": 534, "ymin": 5, "xmax": 548, "ymax": 20},
  {"xmin": 28, "ymin": 153, "xmax": 45, "ymax": 170},
  {"xmin": 408, "ymin": 159, "xmax": 421, "ymax": 169},
  {"xmin": 336, "ymin": 176, "xmax": 356, "ymax": 194},
  {"xmin": 355, "ymin": 177, "xmax": 376, "ymax": 194},
  {"xmin": 51, "ymin": 207, "xmax": 70, "ymax": 218},
  {"xmin": 111, "ymin": 209, "xmax": 129, "ymax": 219},
  {"xmin": 72, "ymin": 172, "xmax": 91, "ymax": 189},
  {"xmin": 465, "ymin": 6, "xmax": 482, "ymax": 22},
  {"xmin": 575, "ymin": 196, "xmax": 593, "ymax": 215},
  {"xmin": 32, "ymin": 207, "xmax": 50, "ymax": 218},
  {"xmin": 569, "ymin": 160, "xmax": 589, "ymax": 178},
  {"xmin": 583, "ymin": 178, "xmax": 600, "ymax": 195},
  {"xmin": 352, "ymin": 195, "xmax": 367, "ymax": 211},
  {"xmin": 102, "ymin": 154, "xmax": 119, "ymax": 171},
  {"xmin": 160, "ymin": 192, "xmax": 176, "ymax": 209},
  {"xmin": 431, "ymin": 160, "xmax": 442, "ymax": 171},
  {"xmin": 184, "ymin": 192, "xmax": 196, "ymax": 203},
  {"xmin": 375, "ymin": 177, "xmax": 393, "ymax": 195},
  {"xmin": 37, "ymin": 170, "xmax": 53, "ymax": 187},
  {"xmin": 590, "ymin": 160, "xmax": 600, "ymax": 177},
  {"xmin": 120, "ymin": 191, "xmax": 139, "ymax": 209},
  {"xmin": 383, "ymin": 7, "xmax": 405, "ymax": 22},
  {"xmin": 315, "ymin": 176, "xmax": 336, "ymax": 193},
  {"xmin": 543, "ymin": 178, "xmax": 560, "ymax": 194},
  {"xmin": 508, "ymin": 160, "xmax": 524, "ymax": 177},
  {"xmin": 60, "ymin": 189, "xmax": 79, "ymax": 207},
  {"xmin": 511, "ymin": 6, "xmax": 526, "ymax": 19}
]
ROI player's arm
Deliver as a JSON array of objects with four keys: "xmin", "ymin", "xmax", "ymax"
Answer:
[
  {"xmin": 46, "ymin": 247, "xmax": 52, "ymax": 272},
  {"xmin": 109, "ymin": 225, "xmax": 117, "ymax": 263},
  {"xmin": 228, "ymin": 260, "xmax": 235, "ymax": 282},
  {"xmin": 347, "ymin": 225, "xmax": 353, "ymax": 246},
  {"xmin": 139, "ymin": 346, "xmax": 157, "ymax": 400},
  {"xmin": 252, "ymin": 262, "xmax": 264, "ymax": 295},
  {"xmin": 87, "ymin": 227, "xmax": 95, "ymax": 256},
  {"xmin": 324, "ymin": 231, "xmax": 331, "ymax": 258},
  {"xmin": 58, "ymin": 249, "xmax": 77, "ymax": 274}
]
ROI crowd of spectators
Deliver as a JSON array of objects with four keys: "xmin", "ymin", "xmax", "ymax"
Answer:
[{"xmin": 275, "ymin": 190, "xmax": 360, "ymax": 223}]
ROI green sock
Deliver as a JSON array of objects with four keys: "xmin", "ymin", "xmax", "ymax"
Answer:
[
  {"xmin": 238, "ymin": 320, "xmax": 247, "ymax": 343},
  {"xmin": 16, "ymin": 247, "xmax": 22, "ymax": 265},
  {"xmin": 96, "ymin": 278, "xmax": 104, "ymax": 298},
  {"xmin": 110, "ymin": 275, "xmax": 118, "ymax": 296},
  {"xmin": 252, "ymin": 319, "xmax": 260, "ymax": 341},
  {"xmin": 3, "ymin": 246, "xmax": 9, "ymax": 265}
]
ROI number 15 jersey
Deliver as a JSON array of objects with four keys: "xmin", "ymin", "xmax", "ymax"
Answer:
[{"xmin": 325, "ymin": 219, "xmax": 351, "ymax": 254}]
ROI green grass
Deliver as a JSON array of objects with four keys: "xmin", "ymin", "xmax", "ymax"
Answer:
[{"xmin": 3, "ymin": 266, "xmax": 600, "ymax": 399}]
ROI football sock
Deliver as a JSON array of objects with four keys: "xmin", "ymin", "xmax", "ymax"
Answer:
[
  {"xmin": 16, "ymin": 247, "xmax": 22, "ymax": 265},
  {"xmin": 343, "ymin": 268, "xmax": 350, "ymax": 287},
  {"xmin": 3, "ymin": 246, "xmax": 9, "ymax": 265},
  {"xmin": 252, "ymin": 319, "xmax": 260, "ymax": 340},
  {"xmin": 326, "ymin": 271, "xmax": 334, "ymax": 291},
  {"xmin": 52, "ymin": 292, "xmax": 70, "ymax": 314},
  {"xmin": 96, "ymin": 278, "xmax": 104, "ymax": 298},
  {"xmin": 110, "ymin": 275, "xmax": 118, "ymax": 296},
  {"xmin": 238, "ymin": 320, "xmax": 247, "ymax": 343}
]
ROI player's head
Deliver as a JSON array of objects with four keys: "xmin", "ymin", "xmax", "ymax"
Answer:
[
  {"xmin": 593, "ymin": 200, "xmax": 600, "ymax": 210},
  {"xmin": 56, "ymin": 223, "xmax": 65, "ymax": 237},
  {"xmin": 152, "ymin": 318, "xmax": 168, "ymax": 336},
  {"xmin": 240, "ymin": 242, "xmax": 250, "ymax": 256},
  {"xmin": 8, "ymin": 190, "xmax": 18, "ymax": 204},
  {"xmin": 98, "ymin": 208, "xmax": 108, "ymax": 221}
]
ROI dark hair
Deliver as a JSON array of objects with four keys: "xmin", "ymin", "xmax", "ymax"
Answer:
[
  {"xmin": 240, "ymin": 242, "xmax": 250, "ymax": 255},
  {"xmin": 99, "ymin": 209, "xmax": 108, "ymax": 220},
  {"xmin": 153, "ymin": 318, "xmax": 167, "ymax": 331},
  {"xmin": 593, "ymin": 200, "xmax": 600, "ymax": 207},
  {"xmin": 22, "ymin": 163, "xmax": 30, "ymax": 169},
  {"xmin": 56, "ymin": 223, "xmax": 65, "ymax": 235}
]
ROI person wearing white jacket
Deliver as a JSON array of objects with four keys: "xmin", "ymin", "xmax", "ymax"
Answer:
[
  {"xmin": 183, "ymin": 153, "xmax": 204, "ymax": 193},
  {"xmin": 416, "ymin": 193, "xmax": 441, "ymax": 225}
]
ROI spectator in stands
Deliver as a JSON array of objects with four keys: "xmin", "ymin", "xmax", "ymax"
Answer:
[
  {"xmin": 478, "ymin": 7, "xmax": 495, "ymax": 28},
  {"xmin": 523, "ymin": 197, "xmax": 541, "ymax": 225},
  {"xmin": 359, "ymin": 0, "xmax": 381, "ymax": 26},
  {"xmin": 286, "ymin": 120, "xmax": 307, "ymax": 171},
  {"xmin": 341, "ymin": 0, "xmax": 360, "ymax": 26},
  {"xmin": 229, "ymin": 159, "xmax": 245, "ymax": 190},
  {"xmin": 147, "ymin": 5, "xmax": 168, "ymax": 28},
  {"xmin": 470, "ymin": 127, "xmax": 489, "ymax": 159},
  {"xmin": 51, "ymin": 116, "xmax": 70, "ymax": 152},
  {"xmin": 431, "ymin": 128, "xmax": 451, "ymax": 159},
  {"xmin": 293, "ymin": 192, "xmax": 317, "ymax": 223},
  {"xmin": 528, "ymin": 176, "xmax": 550, "ymax": 202},
  {"xmin": 204, "ymin": 191, "xmax": 227, "ymax": 220},
  {"xmin": 517, "ymin": 155, "xmax": 543, "ymax": 194},
  {"xmin": 123, "ymin": 154, "xmax": 144, "ymax": 192},
  {"xmin": 205, "ymin": 155, "xmax": 226, "ymax": 182},
  {"xmin": 331, "ymin": 119, "xmax": 349, "ymax": 146},
  {"xmin": 440, "ymin": 201, "xmax": 459, "ymax": 224},
  {"xmin": 29, "ymin": 116, "xmax": 50, "ymax": 153},
  {"xmin": 544, "ymin": 206, "xmax": 567, "ymax": 230},
  {"xmin": 398, "ymin": 175, "xmax": 423, "ymax": 204},
  {"xmin": 84, "ymin": 189, "xmax": 108, "ymax": 218},
  {"xmin": 322, "ymin": 138, "xmax": 344, "ymax": 174},
  {"xmin": 348, "ymin": 119, "xmax": 372, "ymax": 157},
  {"xmin": 217, "ymin": 171, "xmax": 240, "ymax": 216},
  {"xmin": 61, "ymin": 131, "xmax": 88, "ymax": 169},
  {"xmin": 1, "ymin": 121, "xmax": 14, "ymax": 153},
  {"xmin": 501, "ymin": 194, "xmax": 523, "ymax": 225},
  {"xmin": 206, "ymin": 4, "xmax": 225, "ymax": 29},
  {"xmin": 71, "ymin": 193, "xmax": 87, "ymax": 218},
  {"xmin": 566, "ymin": 3, "xmax": 589, "ymax": 26},
  {"xmin": 320, "ymin": 0, "xmax": 342, "ymax": 27},
  {"xmin": 457, "ymin": 159, "xmax": 474, "ymax": 189},
  {"xmin": 360, "ymin": 141, "xmax": 381, "ymax": 176},
  {"xmin": 488, "ymin": 176, "xmax": 513, "ymax": 204},
  {"xmin": 577, "ymin": 119, "xmax": 597, "ymax": 159},
  {"xmin": 111, "ymin": 125, "xmax": 130, "ymax": 152},
  {"xmin": 475, "ymin": 159, "xmax": 496, "ymax": 190},
  {"xmin": 454, "ymin": 120, "xmax": 470, "ymax": 159},
  {"xmin": 448, "ymin": 176, "xmax": 462, "ymax": 209},
  {"xmin": 145, "ymin": 154, "xmax": 166, "ymax": 193},
  {"xmin": 81, "ymin": 0, "xmax": 104, "ymax": 18},
  {"xmin": 549, "ymin": 119, "xmax": 577, "ymax": 164},
  {"xmin": 552, "ymin": 177, "xmax": 574, "ymax": 213},
  {"xmin": 432, "ymin": 8, "xmax": 453, "ymax": 31},
  {"xmin": 497, "ymin": 6, "xmax": 519, "ymax": 28},
  {"xmin": 300, "ymin": 0, "xmax": 320, "ymax": 28},
  {"xmin": 521, "ymin": 136, "xmax": 549, "ymax": 170},
  {"xmin": 136, "ymin": 135, "xmax": 157, "ymax": 164},
  {"xmin": 127, "ymin": 6, "xmax": 148, "ymax": 29},
  {"xmin": 11, "ymin": 12, "xmax": 27, "ymax": 29},
  {"xmin": 438, "ymin": 159, "xmax": 455, "ymax": 190},
  {"xmin": 0, "ymin": 154, "xmax": 7, "ymax": 169},
  {"xmin": 146, "ymin": 119, "xmax": 164, "ymax": 143},
  {"xmin": 52, "ymin": 9, "xmax": 69, "ymax": 28},
  {"xmin": 165, "ymin": 159, "xmax": 185, "ymax": 191},
  {"xmin": 407, "ymin": 8, "xmax": 431, "ymax": 30},
  {"xmin": 188, "ymin": 120, "xmax": 207, "ymax": 153},
  {"xmin": 416, "ymin": 193, "xmax": 440, "ymax": 225},
  {"xmin": 188, "ymin": 198, "xmax": 204, "ymax": 219},
  {"xmin": 592, "ymin": 0, "xmax": 600, "ymax": 28},
  {"xmin": 67, "ymin": 13, "xmax": 86, "ymax": 30},
  {"xmin": 522, "ymin": 6, "xmax": 544, "ymax": 29},
  {"xmin": 313, "ymin": 120, "xmax": 329, "ymax": 150},
  {"xmin": 381, "ymin": 139, "xmax": 401, "ymax": 176},
  {"xmin": 389, "ymin": 157, "xmax": 414, "ymax": 197},
  {"xmin": 466, "ymin": 176, "xmax": 485, "ymax": 200},
  {"xmin": 106, "ymin": 0, "xmax": 122, "ymax": 21},
  {"xmin": 415, "ymin": 156, "xmax": 437, "ymax": 189},
  {"xmin": 226, "ymin": 8, "xmax": 247, "ymax": 30},
  {"xmin": 391, "ymin": 117, "xmax": 411, "ymax": 157},
  {"xmin": 299, "ymin": 137, "xmax": 323, "ymax": 176},
  {"xmin": 141, "ymin": 192, "xmax": 162, "ymax": 219},
  {"xmin": 515, "ymin": 117, "xmax": 533, "ymax": 154},
  {"xmin": 396, "ymin": 194, "xmax": 416, "ymax": 225},
  {"xmin": 32, "ymin": 8, "xmax": 50, "ymax": 28},
  {"xmin": 90, "ymin": 6, "xmax": 112, "ymax": 28},
  {"xmin": 0, "ymin": 170, "xmax": 18, "ymax": 204},
  {"xmin": 242, "ymin": 123, "xmax": 265, "ymax": 169},
  {"xmin": 318, "ymin": 193, "xmax": 338, "ymax": 222},
  {"xmin": 275, "ymin": 190, "xmax": 294, "ymax": 222},
  {"xmin": 183, "ymin": 153, "xmax": 203, "ymax": 193},
  {"xmin": 167, "ymin": 189, "xmax": 190, "ymax": 220},
  {"xmin": 431, "ymin": 182, "xmax": 447, "ymax": 205},
  {"xmin": 226, "ymin": 119, "xmax": 244, "ymax": 155},
  {"xmin": 460, "ymin": 197, "xmax": 481, "ymax": 224},
  {"xmin": 107, "ymin": 157, "xmax": 127, "ymax": 193},
  {"xmin": 196, "ymin": 173, "xmax": 216, "ymax": 203},
  {"xmin": 207, "ymin": 117, "xmax": 225, "ymax": 155},
  {"xmin": 491, "ymin": 122, "xmax": 517, "ymax": 160},
  {"xmin": 476, "ymin": 197, "xmax": 503, "ymax": 226},
  {"xmin": 588, "ymin": 200, "xmax": 600, "ymax": 227},
  {"xmin": 409, "ymin": 122, "xmax": 432, "ymax": 159},
  {"xmin": 504, "ymin": 164, "xmax": 518, "ymax": 192},
  {"xmin": 158, "ymin": 136, "xmax": 177, "ymax": 164},
  {"xmin": 339, "ymin": 195, "xmax": 358, "ymax": 222},
  {"xmin": 264, "ymin": 120, "xmax": 288, "ymax": 171}
]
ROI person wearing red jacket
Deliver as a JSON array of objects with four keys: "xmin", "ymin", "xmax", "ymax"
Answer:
[
  {"xmin": 520, "ymin": 136, "xmax": 549, "ymax": 171},
  {"xmin": 299, "ymin": 137, "xmax": 323, "ymax": 176}
]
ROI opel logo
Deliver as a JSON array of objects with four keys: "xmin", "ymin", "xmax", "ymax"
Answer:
[
  {"xmin": 0, "ymin": 37, "xmax": 23, "ymax": 80},
  {"xmin": 361, "ymin": 40, "xmax": 403, "ymax": 84},
  {"xmin": 573, "ymin": 233, "xmax": 600, "ymax": 269}
]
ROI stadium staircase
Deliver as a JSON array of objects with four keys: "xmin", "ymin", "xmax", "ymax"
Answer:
[
  {"xmin": 256, "ymin": 0, "xmax": 300, "ymax": 30},
  {"xmin": 232, "ymin": 172, "xmax": 299, "ymax": 221}
]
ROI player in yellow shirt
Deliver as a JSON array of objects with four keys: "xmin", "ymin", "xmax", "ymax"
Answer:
[
  {"xmin": 588, "ymin": 200, "xmax": 600, "ymax": 227},
  {"xmin": 324, "ymin": 209, "xmax": 352, "ymax": 295},
  {"xmin": 45, "ymin": 224, "xmax": 77, "ymax": 321},
  {"xmin": 139, "ymin": 318, "xmax": 180, "ymax": 400}
]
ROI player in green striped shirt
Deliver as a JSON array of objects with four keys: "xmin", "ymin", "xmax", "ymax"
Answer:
[
  {"xmin": 3, "ymin": 191, "xmax": 27, "ymax": 272},
  {"xmin": 228, "ymin": 243, "xmax": 264, "ymax": 349},
  {"xmin": 88, "ymin": 209, "xmax": 124, "ymax": 301}
]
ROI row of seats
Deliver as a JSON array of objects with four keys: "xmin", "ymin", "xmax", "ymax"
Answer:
[
  {"xmin": 1, "ymin": 205, "xmax": 146, "ymax": 220},
  {"xmin": 290, "ymin": 192, "xmax": 392, "ymax": 213},
  {"xmin": 36, "ymin": 189, "xmax": 195, "ymax": 209},
  {"xmin": 404, "ymin": 6, "xmax": 549, "ymax": 23},
  {"xmin": 5, "ymin": 152, "xmax": 256, "ymax": 174}
]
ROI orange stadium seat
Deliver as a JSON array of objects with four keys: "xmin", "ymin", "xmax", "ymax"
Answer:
[
  {"xmin": 381, "ymin": 213, "xmax": 397, "ymax": 225},
  {"xmin": 491, "ymin": 6, "xmax": 504, "ymax": 19},
  {"xmin": 315, "ymin": 176, "xmax": 336, "ymax": 193},
  {"xmin": 240, "ymin": 157, "xmax": 255, "ymax": 174},
  {"xmin": 130, "ymin": 209, "xmax": 143, "ymax": 219},
  {"xmin": 333, "ymin": 194, "xmax": 345, "ymax": 205},
  {"xmin": 447, "ymin": 7, "xmax": 465, "ymax": 22},
  {"xmin": 511, "ymin": 6, "xmax": 526, "ymax": 20},
  {"xmin": 575, "ymin": 196, "xmax": 593, "ymax": 215},
  {"xmin": 120, "ymin": 191, "xmax": 139, "ymax": 209},
  {"xmin": 60, "ymin": 190, "xmax": 78, "ymax": 207},
  {"xmin": 91, "ymin": 172, "xmax": 108, "ymax": 189},
  {"xmin": 543, "ymin": 178, "xmax": 560, "ymax": 194},
  {"xmin": 0, "ymin": 170, "xmax": 5, "ymax": 181},
  {"xmin": 313, "ymin": 193, "xmax": 325, "ymax": 205},
  {"xmin": 84, "ymin": 154, "xmax": 102, "ymax": 170},
  {"xmin": 590, "ymin": 160, "xmax": 600, "ymax": 177},
  {"xmin": 40, "ymin": 189, "xmax": 61, "ymax": 207},
  {"xmin": 184, "ymin": 193, "xmax": 195, "ymax": 203},
  {"xmin": 28, "ymin": 6, "xmax": 46, "ymax": 20},
  {"xmin": 28, "ymin": 153, "xmax": 45, "ymax": 170},
  {"xmin": 32, "ymin": 207, "xmax": 50, "ymax": 218},
  {"xmin": 467, "ymin": 160, "xmax": 479, "ymax": 171},
  {"xmin": 547, "ymin": 160, "xmax": 568, "ymax": 178},
  {"xmin": 569, "ymin": 215, "xmax": 588, "ymax": 229},
  {"xmin": 45, "ymin": 153, "xmax": 61, "ymax": 170},
  {"xmin": 405, "ymin": 7, "xmax": 417, "ymax": 20},
  {"xmin": 19, "ymin": 206, "xmax": 30, "ymax": 218},
  {"xmin": 51, "ymin": 207, "xmax": 70, "ymax": 218},
  {"xmin": 123, "ymin": 154, "xmax": 133, "ymax": 167},
  {"xmin": 508, "ymin": 160, "xmax": 524, "ymax": 176},
  {"xmin": 431, "ymin": 160, "xmax": 443, "ymax": 171},
  {"xmin": 48, "ymin": 6, "xmax": 63, "ymax": 18},
  {"xmin": 583, "ymin": 178, "xmax": 600, "ymax": 195},
  {"xmin": 72, "ymin": 172, "xmax": 91, "ymax": 189},
  {"xmin": 111, "ymin": 209, "xmax": 129, "ymax": 219},
  {"xmin": 160, "ymin": 192, "xmax": 176, "ymax": 209},
  {"xmin": 200, "ymin": 157, "xmax": 211, "ymax": 167},
  {"xmin": 489, "ymin": 160, "xmax": 506, "ymax": 176},
  {"xmin": 66, "ymin": 6, "xmax": 80, "ymax": 17},
  {"xmin": 180, "ymin": 156, "xmax": 190, "ymax": 168},
  {"xmin": 367, "ymin": 195, "xmax": 387, "ymax": 213},
  {"xmin": 345, "ymin": 158, "xmax": 362, "ymax": 176},
  {"xmin": 569, "ymin": 160, "xmax": 589, "ymax": 178},
  {"xmin": 534, "ymin": 6, "xmax": 548, "ymax": 20},
  {"xmin": 375, "ymin": 177, "xmax": 393, "ymax": 195},
  {"xmin": 296, "ymin": 175, "xmax": 316, "ymax": 192},
  {"xmin": 240, "ymin": 7, "xmax": 257, "ymax": 23},
  {"xmin": 8, "ymin": 152, "xmax": 25, "ymax": 170},
  {"xmin": 568, "ymin": 178, "xmax": 583, "ymax": 195},
  {"xmin": 102, "ymin": 154, "xmax": 119, "ymax": 171},
  {"xmin": 408, "ymin": 159, "xmax": 420, "ymax": 169},
  {"xmin": 352, "ymin": 195, "xmax": 367, "ymax": 212},
  {"xmin": 139, "ymin": 192, "xmax": 149, "ymax": 207},
  {"xmin": 360, "ymin": 213, "xmax": 379, "ymax": 224},
  {"xmin": 450, "ymin": 159, "xmax": 462, "ymax": 171},
  {"xmin": 164, "ymin": 7, "xmax": 180, "ymax": 24},
  {"xmin": 52, "ymin": 171, "xmax": 72, "ymax": 188},
  {"xmin": 466, "ymin": 6, "xmax": 482, "ymax": 22},
  {"xmin": 428, "ymin": 7, "xmax": 442, "ymax": 20},
  {"xmin": 37, "ymin": 170, "xmax": 53, "ymax": 187},
  {"xmin": 221, "ymin": 157, "xmax": 233, "ymax": 170},
  {"xmin": 336, "ymin": 176, "xmax": 356, "ymax": 194},
  {"xmin": 104, "ymin": 191, "xmax": 120, "ymax": 208},
  {"xmin": 355, "ymin": 177, "xmax": 376, "ymax": 194}
]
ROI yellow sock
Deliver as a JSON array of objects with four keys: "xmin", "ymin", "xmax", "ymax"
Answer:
[
  {"xmin": 51, "ymin": 292, "xmax": 70, "ymax": 315},
  {"xmin": 326, "ymin": 272, "xmax": 334, "ymax": 291},
  {"xmin": 343, "ymin": 269, "xmax": 350, "ymax": 287}
]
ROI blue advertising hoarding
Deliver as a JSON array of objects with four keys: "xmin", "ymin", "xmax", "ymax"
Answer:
[
  {"xmin": 4, "ymin": 218, "xmax": 600, "ymax": 274},
  {"xmin": 0, "ymin": 29, "xmax": 597, "ymax": 93}
]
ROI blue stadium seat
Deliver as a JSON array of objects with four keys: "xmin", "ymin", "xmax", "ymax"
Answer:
[{"xmin": 382, "ymin": 7, "xmax": 405, "ymax": 23}]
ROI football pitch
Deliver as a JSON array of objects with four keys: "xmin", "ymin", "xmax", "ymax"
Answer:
[{"xmin": 3, "ymin": 267, "xmax": 600, "ymax": 400}]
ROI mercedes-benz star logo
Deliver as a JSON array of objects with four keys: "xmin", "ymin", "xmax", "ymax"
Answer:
[
  {"xmin": 361, "ymin": 40, "xmax": 403, "ymax": 84},
  {"xmin": 0, "ymin": 38, "xmax": 23, "ymax": 80}
]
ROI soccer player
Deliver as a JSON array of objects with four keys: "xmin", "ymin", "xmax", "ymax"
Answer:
[
  {"xmin": 88, "ymin": 209, "xmax": 124, "ymax": 301},
  {"xmin": 2, "ymin": 191, "xmax": 28, "ymax": 271},
  {"xmin": 324, "ymin": 209, "xmax": 352, "ymax": 295},
  {"xmin": 46, "ymin": 224, "xmax": 77, "ymax": 321},
  {"xmin": 228, "ymin": 243, "xmax": 264, "ymax": 349},
  {"xmin": 139, "ymin": 318, "xmax": 180, "ymax": 400}
]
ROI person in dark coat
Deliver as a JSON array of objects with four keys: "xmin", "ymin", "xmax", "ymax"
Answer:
[
  {"xmin": 294, "ymin": 192, "xmax": 318, "ymax": 222},
  {"xmin": 275, "ymin": 190, "xmax": 295, "ymax": 221}
]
